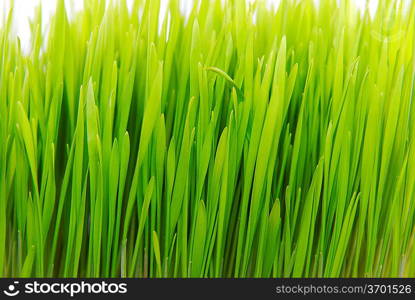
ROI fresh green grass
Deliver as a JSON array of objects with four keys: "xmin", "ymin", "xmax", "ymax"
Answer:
[{"xmin": 1, "ymin": 0, "xmax": 415, "ymax": 278}]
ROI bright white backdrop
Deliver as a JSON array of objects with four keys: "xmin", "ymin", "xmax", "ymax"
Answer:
[{"xmin": 0, "ymin": 0, "xmax": 377, "ymax": 53}]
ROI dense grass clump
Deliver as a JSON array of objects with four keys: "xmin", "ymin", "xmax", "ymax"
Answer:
[{"xmin": 0, "ymin": 0, "xmax": 415, "ymax": 277}]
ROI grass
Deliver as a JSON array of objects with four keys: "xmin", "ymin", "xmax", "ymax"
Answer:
[{"xmin": 0, "ymin": 0, "xmax": 415, "ymax": 278}]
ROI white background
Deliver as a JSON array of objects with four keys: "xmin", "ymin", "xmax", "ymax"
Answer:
[{"xmin": 0, "ymin": 0, "xmax": 377, "ymax": 52}]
